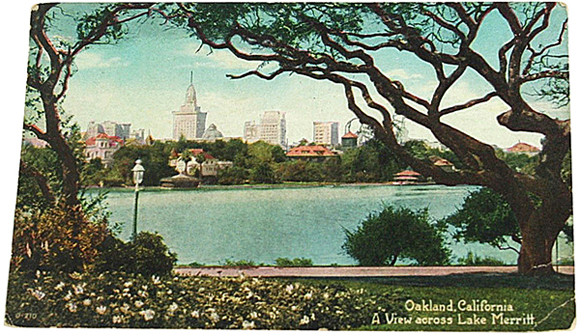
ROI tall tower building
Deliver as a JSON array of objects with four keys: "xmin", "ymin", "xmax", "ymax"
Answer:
[
  {"xmin": 259, "ymin": 111, "xmax": 287, "ymax": 148},
  {"xmin": 313, "ymin": 121, "xmax": 339, "ymax": 146},
  {"xmin": 173, "ymin": 73, "xmax": 208, "ymax": 140}
]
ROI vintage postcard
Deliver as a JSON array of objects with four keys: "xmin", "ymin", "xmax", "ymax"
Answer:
[{"xmin": 2, "ymin": 1, "xmax": 575, "ymax": 331}]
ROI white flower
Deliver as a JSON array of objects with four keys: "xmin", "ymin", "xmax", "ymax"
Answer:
[
  {"xmin": 124, "ymin": 281, "xmax": 133, "ymax": 288},
  {"xmin": 138, "ymin": 290, "xmax": 148, "ymax": 298},
  {"xmin": 291, "ymin": 306, "xmax": 298, "ymax": 311},
  {"xmin": 323, "ymin": 292, "xmax": 330, "ymax": 300},
  {"xmin": 73, "ymin": 283, "xmax": 85, "ymax": 295},
  {"xmin": 29, "ymin": 289, "xmax": 45, "ymax": 300},
  {"xmin": 167, "ymin": 290, "xmax": 173, "ymax": 295},
  {"xmin": 151, "ymin": 275, "xmax": 161, "ymax": 285},
  {"xmin": 120, "ymin": 303, "xmax": 130, "ymax": 314},
  {"xmin": 139, "ymin": 309, "xmax": 156, "ymax": 321},
  {"xmin": 54, "ymin": 282, "xmax": 66, "ymax": 291},
  {"xmin": 66, "ymin": 303, "xmax": 78, "ymax": 313},
  {"xmin": 191, "ymin": 310, "xmax": 200, "ymax": 318},
  {"xmin": 64, "ymin": 290, "xmax": 73, "ymax": 301},
  {"xmin": 209, "ymin": 311, "xmax": 220, "ymax": 323},
  {"xmin": 112, "ymin": 315, "xmax": 124, "ymax": 324},
  {"xmin": 304, "ymin": 291, "xmax": 313, "ymax": 299},
  {"xmin": 83, "ymin": 299, "xmax": 92, "ymax": 306},
  {"xmin": 242, "ymin": 320, "xmax": 255, "ymax": 329},
  {"xmin": 299, "ymin": 315, "xmax": 311, "ymax": 325},
  {"xmin": 134, "ymin": 300, "xmax": 144, "ymax": 308},
  {"xmin": 285, "ymin": 284, "xmax": 294, "ymax": 293},
  {"xmin": 96, "ymin": 306, "xmax": 107, "ymax": 315},
  {"xmin": 168, "ymin": 302, "xmax": 178, "ymax": 313}
]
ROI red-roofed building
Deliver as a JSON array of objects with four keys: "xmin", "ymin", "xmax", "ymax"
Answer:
[
  {"xmin": 286, "ymin": 145, "xmax": 338, "ymax": 162},
  {"xmin": 84, "ymin": 133, "xmax": 124, "ymax": 167},
  {"xmin": 506, "ymin": 142, "xmax": 540, "ymax": 156},
  {"xmin": 393, "ymin": 170, "xmax": 424, "ymax": 184}
]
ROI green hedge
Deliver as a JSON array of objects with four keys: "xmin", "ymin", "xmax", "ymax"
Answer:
[{"xmin": 6, "ymin": 271, "xmax": 407, "ymax": 329}]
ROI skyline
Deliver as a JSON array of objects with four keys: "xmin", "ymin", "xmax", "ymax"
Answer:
[{"xmin": 34, "ymin": 2, "xmax": 567, "ymax": 149}]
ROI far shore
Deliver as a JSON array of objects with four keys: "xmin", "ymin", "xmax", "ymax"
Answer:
[{"xmin": 84, "ymin": 181, "xmax": 442, "ymax": 191}]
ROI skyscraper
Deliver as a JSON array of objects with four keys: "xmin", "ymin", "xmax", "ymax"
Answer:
[
  {"xmin": 313, "ymin": 121, "xmax": 339, "ymax": 146},
  {"xmin": 260, "ymin": 111, "xmax": 287, "ymax": 148},
  {"xmin": 172, "ymin": 73, "xmax": 207, "ymax": 140}
]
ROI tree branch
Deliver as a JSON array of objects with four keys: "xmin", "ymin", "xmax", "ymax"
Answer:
[{"xmin": 440, "ymin": 92, "xmax": 498, "ymax": 116}]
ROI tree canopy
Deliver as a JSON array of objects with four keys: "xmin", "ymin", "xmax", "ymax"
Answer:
[
  {"xmin": 159, "ymin": 2, "xmax": 570, "ymax": 275},
  {"xmin": 343, "ymin": 205, "xmax": 450, "ymax": 266}
]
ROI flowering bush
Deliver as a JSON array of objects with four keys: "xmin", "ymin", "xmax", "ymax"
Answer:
[{"xmin": 5, "ymin": 271, "xmax": 407, "ymax": 329}]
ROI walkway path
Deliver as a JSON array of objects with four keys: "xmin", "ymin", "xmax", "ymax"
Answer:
[{"xmin": 175, "ymin": 266, "xmax": 574, "ymax": 277}]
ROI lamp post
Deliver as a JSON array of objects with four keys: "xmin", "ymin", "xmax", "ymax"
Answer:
[{"xmin": 131, "ymin": 159, "xmax": 145, "ymax": 242}]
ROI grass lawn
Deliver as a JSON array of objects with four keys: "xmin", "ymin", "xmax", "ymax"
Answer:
[{"xmin": 291, "ymin": 273, "xmax": 575, "ymax": 331}]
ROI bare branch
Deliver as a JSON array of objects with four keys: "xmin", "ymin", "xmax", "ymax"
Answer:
[
  {"xmin": 440, "ymin": 92, "xmax": 498, "ymax": 116},
  {"xmin": 227, "ymin": 67, "xmax": 287, "ymax": 80}
]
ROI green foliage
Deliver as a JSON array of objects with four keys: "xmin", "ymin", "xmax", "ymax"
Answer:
[
  {"xmin": 343, "ymin": 205, "xmax": 450, "ymax": 266},
  {"xmin": 11, "ymin": 204, "xmax": 109, "ymax": 274},
  {"xmin": 94, "ymin": 232, "xmax": 177, "ymax": 277},
  {"xmin": 456, "ymin": 252, "xmax": 507, "ymax": 266},
  {"xmin": 275, "ymin": 257, "xmax": 314, "ymax": 267},
  {"xmin": 341, "ymin": 140, "xmax": 403, "ymax": 182},
  {"xmin": 221, "ymin": 258, "xmax": 263, "ymax": 267},
  {"xmin": 5, "ymin": 271, "xmax": 406, "ymax": 329},
  {"xmin": 442, "ymin": 188, "xmax": 521, "ymax": 251}
]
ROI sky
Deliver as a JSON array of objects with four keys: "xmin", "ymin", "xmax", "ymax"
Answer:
[{"xmin": 20, "ymin": 2, "xmax": 569, "ymax": 149}]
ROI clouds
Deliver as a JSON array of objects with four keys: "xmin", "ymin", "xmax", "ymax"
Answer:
[{"xmin": 75, "ymin": 52, "xmax": 129, "ymax": 70}]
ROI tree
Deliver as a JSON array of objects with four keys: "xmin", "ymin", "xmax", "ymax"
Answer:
[
  {"xmin": 25, "ymin": 3, "xmax": 155, "ymax": 206},
  {"xmin": 343, "ymin": 205, "xmax": 449, "ymax": 266},
  {"xmin": 442, "ymin": 187, "xmax": 573, "ymax": 253},
  {"xmin": 443, "ymin": 187, "xmax": 521, "ymax": 253},
  {"xmin": 165, "ymin": 3, "xmax": 570, "ymax": 275}
]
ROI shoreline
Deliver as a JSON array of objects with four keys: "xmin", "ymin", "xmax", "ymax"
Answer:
[{"xmin": 85, "ymin": 181, "xmax": 443, "ymax": 191}]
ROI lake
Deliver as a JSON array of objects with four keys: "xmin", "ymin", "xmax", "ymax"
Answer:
[{"xmin": 94, "ymin": 184, "xmax": 571, "ymax": 266}]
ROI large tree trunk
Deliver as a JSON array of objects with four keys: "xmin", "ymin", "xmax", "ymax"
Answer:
[{"xmin": 513, "ymin": 186, "xmax": 571, "ymax": 275}]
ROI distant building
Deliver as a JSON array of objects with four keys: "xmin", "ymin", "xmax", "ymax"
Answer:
[
  {"xmin": 341, "ymin": 132, "xmax": 359, "ymax": 148},
  {"xmin": 243, "ymin": 111, "xmax": 287, "ymax": 148},
  {"xmin": 169, "ymin": 148, "xmax": 233, "ymax": 178},
  {"xmin": 202, "ymin": 123, "xmax": 224, "ymax": 141},
  {"xmin": 286, "ymin": 145, "xmax": 337, "ymax": 162},
  {"xmin": 393, "ymin": 170, "xmax": 424, "ymax": 184},
  {"xmin": 172, "ymin": 74, "xmax": 208, "ymax": 140},
  {"xmin": 87, "ymin": 120, "xmax": 132, "ymax": 140},
  {"xmin": 506, "ymin": 142, "xmax": 540, "ymax": 156},
  {"xmin": 23, "ymin": 138, "xmax": 48, "ymax": 148},
  {"xmin": 313, "ymin": 121, "xmax": 339, "ymax": 146},
  {"xmin": 85, "ymin": 133, "xmax": 124, "ymax": 167},
  {"xmin": 430, "ymin": 156, "xmax": 455, "ymax": 173},
  {"xmin": 243, "ymin": 121, "xmax": 260, "ymax": 143}
]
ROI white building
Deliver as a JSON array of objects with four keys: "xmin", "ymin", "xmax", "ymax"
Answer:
[
  {"xmin": 86, "ymin": 120, "xmax": 132, "ymax": 140},
  {"xmin": 172, "ymin": 77, "xmax": 207, "ymax": 140},
  {"xmin": 244, "ymin": 111, "xmax": 287, "ymax": 148},
  {"xmin": 243, "ymin": 121, "xmax": 260, "ymax": 143},
  {"xmin": 313, "ymin": 121, "xmax": 339, "ymax": 146}
]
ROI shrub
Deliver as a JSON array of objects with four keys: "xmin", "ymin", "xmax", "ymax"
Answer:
[
  {"xmin": 11, "ymin": 204, "xmax": 108, "ymax": 274},
  {"xmin": 456, "ymin": 252, "xmax": 507, "ymax": 266},
  {"xmin": 5, "ymin": 271, "xmax": 407, "ymax": 329},
  {"xmin": 275, "ymin": 257, "xmax": 314, "ymax": 267},
  {"xmin": 343, "ymin": 205, "xmax": 450, "ymax": 266},
  {"xmin": 94, "ymin": 232, "xmax": 177, "ymax": 277}
]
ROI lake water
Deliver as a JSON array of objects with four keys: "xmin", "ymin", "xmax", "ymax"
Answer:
[{"xmin": 94, "ymin": 185, "xmax": 572, "ymax": 266}]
